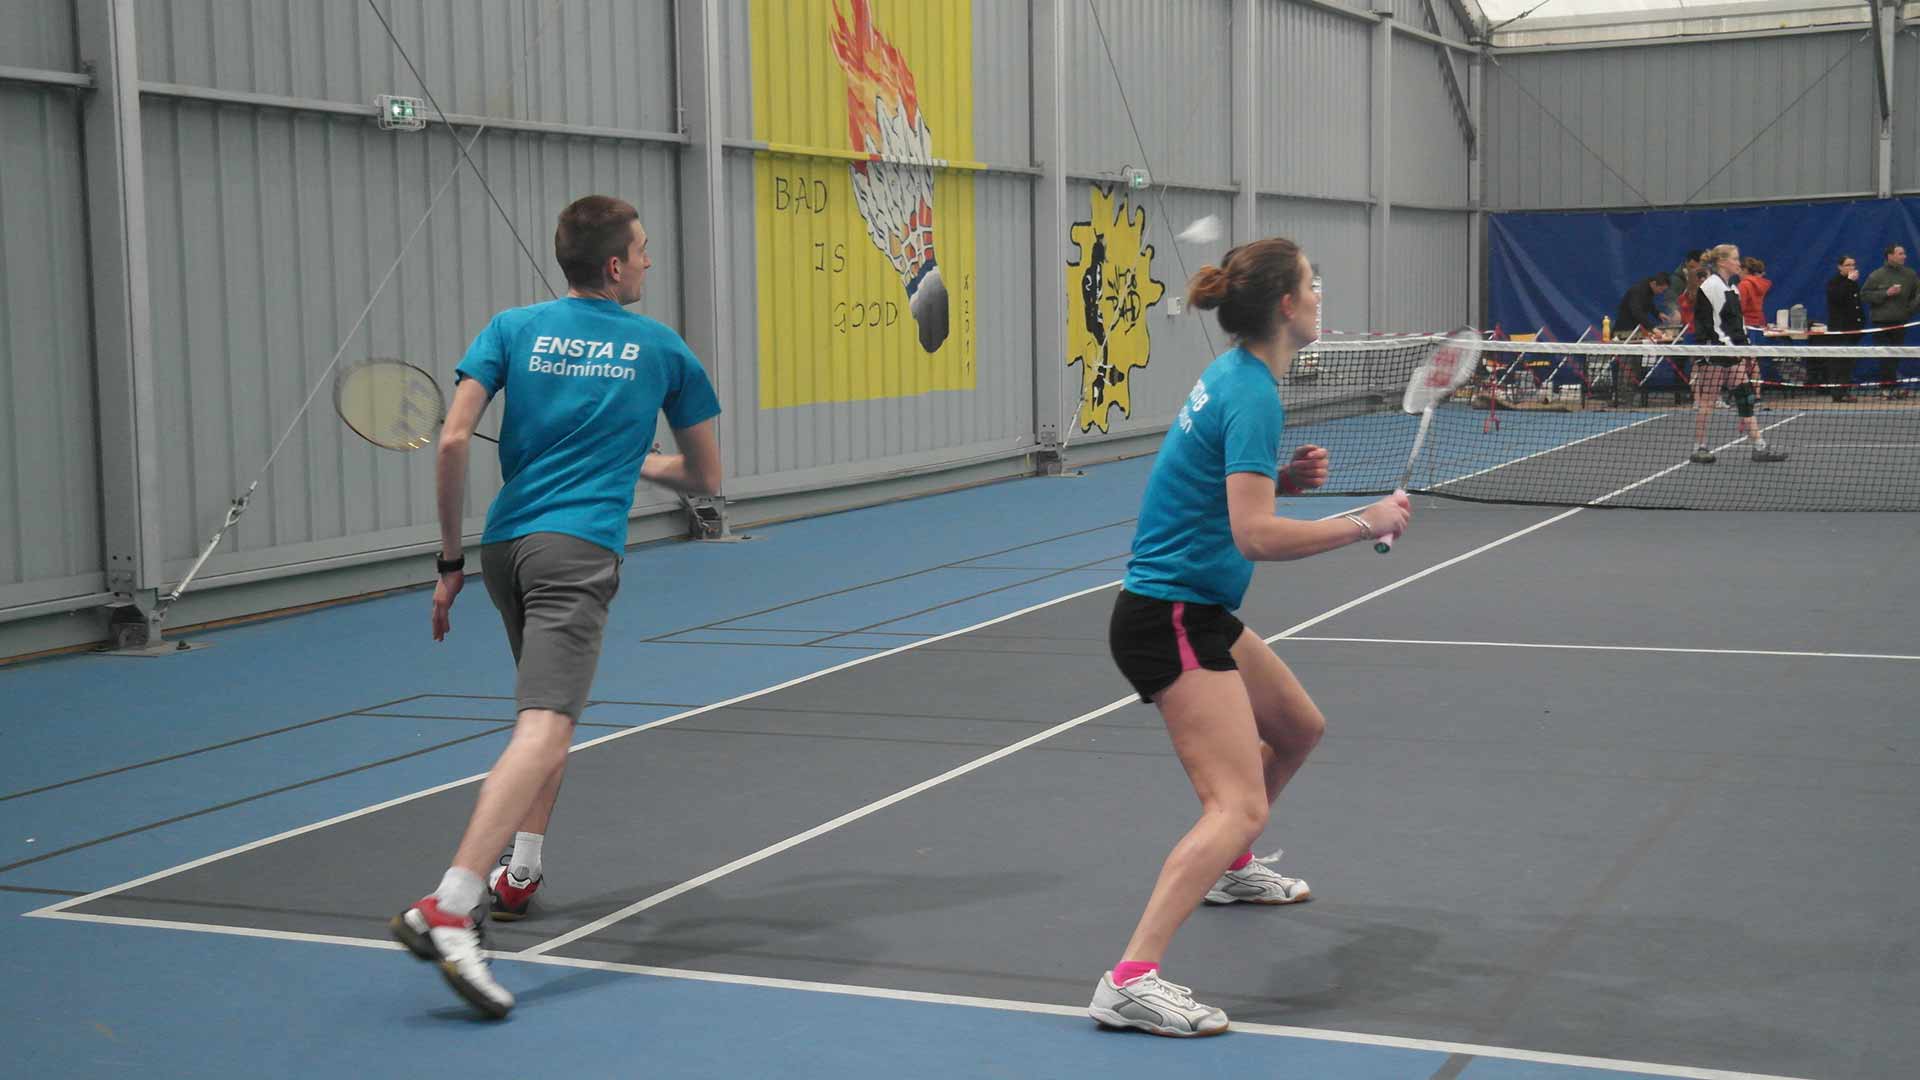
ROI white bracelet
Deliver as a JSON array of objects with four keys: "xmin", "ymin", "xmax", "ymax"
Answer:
[{"xmin": 1341, "ymin": 512, "xmax": 1372, "ymax": 540}]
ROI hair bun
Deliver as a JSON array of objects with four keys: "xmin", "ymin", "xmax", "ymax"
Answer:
[{"xmin": 1187, "ymin": 265, "xmax": 1231, "ymax": 310}]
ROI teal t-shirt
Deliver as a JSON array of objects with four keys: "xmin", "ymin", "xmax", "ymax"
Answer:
[
  {"xmin": 1123, "ymin": 348, "xmax": 1284, "ymax": 610},
  {"xmin": 455, "ymin": 297, "xmax": 722, "ymax": 554}
]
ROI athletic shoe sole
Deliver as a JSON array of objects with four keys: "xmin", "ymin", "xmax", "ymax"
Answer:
[
  {"xmin": 437, "ymin": 961, "xmax": 512, "ymax": 1019},
  {"xmin": 388, "ymin": 910, "xmax": 439, "ymax": 961},
  {"xmin": 390, "ymin": 909, "xmax": 512, "ymax": 1020},
  {"xmin": 1088, "ymin": 1009, "xmax": 1229, "ymax": 1037},
  {"xmin": 1203, "ymin": 888, "xmax": 1311, "ymax": 905}
]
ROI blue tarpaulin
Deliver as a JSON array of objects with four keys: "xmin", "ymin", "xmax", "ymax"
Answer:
[{"xmin": 1488, "ymin": 196, "xmax": 1920, "ymax": 387}]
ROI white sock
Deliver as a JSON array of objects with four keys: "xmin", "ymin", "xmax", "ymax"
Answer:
[
  {"xmin": 1752, "ymin": 435, "xmax": 1768, "ymax": 449},
  {"xmin": 435, "ymin": 867, "xmax": 484, "ymax": 917},
  {"xmin": 509, "ymin": 832, "xmax": 544, "ymax": 881}
]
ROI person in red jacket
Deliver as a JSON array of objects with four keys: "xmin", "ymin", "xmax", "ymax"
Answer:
[{"xmin": 1738, "ymin": 256, "xmax": 1772, "ymax": 330}]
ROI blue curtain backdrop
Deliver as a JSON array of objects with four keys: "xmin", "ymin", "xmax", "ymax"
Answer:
[
  {"xmin": 1488, "ymin": 196, "xmax": 1920, "ymax": 387},
  {"xmin": 1488, "ymin": 196, "xmax": 1920, "ymax": 341}
]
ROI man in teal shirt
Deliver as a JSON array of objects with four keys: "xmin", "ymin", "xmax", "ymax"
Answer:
[{"xmin": 390, "ymin": 195, "xmax": 722, "ymax": 1018}]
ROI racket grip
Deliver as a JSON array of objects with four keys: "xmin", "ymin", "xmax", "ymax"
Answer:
[{"xmin": 1371, "ymin": 488, "xmax": 1408, "ymax": 554}]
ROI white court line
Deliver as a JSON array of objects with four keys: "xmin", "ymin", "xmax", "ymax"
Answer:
[
  {"xmin": 523, "ymin": 499, "xmax": 1582, "ymax": 956},
  {"xmin": 1591, "ymin": 414, "xmax": 1803, "ymax": 506},
  {"xmin": 519, "ymin": 693, "xmax": 1142, "ymax": 955},
  {"xmin": 19, "ymin": 910, "xmax": 1812, "ymax": 1080},
  {"xmin": 24, "ymin": 578, "xmax": 1127, "ymax": 920},
  {"xmin": 21, "ymin": 500, "xmax": 1379, "ymax": 923},
  {"xmin": 1428, "ymin": 413, "xmax": 1672, "ymax": 491},
  {"xmin": 1290, "ymin": 636, "xmax": 1920, "ymax": 662}
]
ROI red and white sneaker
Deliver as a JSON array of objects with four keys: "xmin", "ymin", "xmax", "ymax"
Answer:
[
  {"xmin": 488, "ymin": 858, "xmax": 542, "ymax": 922},
  {"xmin": 389, "ymin": 896, "xmax": 515, "ymax": 1019}
]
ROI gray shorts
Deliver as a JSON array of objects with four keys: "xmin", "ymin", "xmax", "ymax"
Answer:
[{"xmin": 480, "ymin": 532, "xmax": 622, "ymax": 720}]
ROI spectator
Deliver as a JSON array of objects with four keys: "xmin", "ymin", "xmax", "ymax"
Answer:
[
  {"xmin": 1664, "ymin": 250, "xmax": 1704, "ymax": 321},
  {"xmin": 1614, "ymin": 274, "xmax": 1669, "ymax": 340},
  {"xmin": 1861, "ymin": 243, "xmax": 1916, "ymax": 397},
  {"xmin": 1737, "ymin": 256, "xmax": 1771, "ymax": 331},
  {"xmin": 1676, "ymin": 263, "xmax": 1708, "ymax": 334},
  {"xmin": 1823, "ymin": 254, "xmax": 1864, "ymax": 403}
]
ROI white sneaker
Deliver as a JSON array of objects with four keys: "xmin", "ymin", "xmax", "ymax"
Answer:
[
  {"xmin": 1205, "ymin": 850, "xmax": 1310, "ymax": 905},
  {"xmin": 1088, "ymin": 970, "xmax": 1228, "ymax": 1037},
  {"xmin": 389, "ymin": 896, "xmax": 515, "ymax": 1018}
]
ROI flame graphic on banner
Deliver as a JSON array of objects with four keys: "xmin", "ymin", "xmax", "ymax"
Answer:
[
  {"xmin": 1066, "ymin": 185, "xmax": 1165, "ymax": 432},
  {"xmin": 831, "ymin": 0, "xmax": 947, "ymax": 353}
]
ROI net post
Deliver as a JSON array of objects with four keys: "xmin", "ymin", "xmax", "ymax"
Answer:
[
  {"xmin": 682, "ymin": 494, "xmax": 753, "ymax": 544},
  {"xmin": 1034, "ymin": 423, "xmax": 1084, "ymax": 478}
]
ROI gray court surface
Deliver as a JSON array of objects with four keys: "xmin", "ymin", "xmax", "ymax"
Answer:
[{"xmin": 71, "ymin": 502, "xmax": 1919, "ymax": 1079}]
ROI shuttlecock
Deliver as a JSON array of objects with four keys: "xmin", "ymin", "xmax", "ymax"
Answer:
[{"xmin": 1177, "ymin": 215, "xmax": 1222, "ymax": 244}]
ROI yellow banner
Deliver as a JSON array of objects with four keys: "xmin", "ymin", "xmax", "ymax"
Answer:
[{"xmin": 752, "ymin": 0, "xmax": 977, "ymax": 408}]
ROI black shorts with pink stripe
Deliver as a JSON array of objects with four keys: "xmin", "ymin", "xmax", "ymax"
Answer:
[{"xmin": 1108, "ymin": 588, "xmax": 1246, "ymax": 703}]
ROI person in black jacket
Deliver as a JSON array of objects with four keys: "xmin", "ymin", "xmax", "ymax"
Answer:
[
  {"xmin": 1615, "ymin": 274, "xmax": 1669, "ymax": 338},
  {"xmin": 1690, "ymin": 243, "xmax": 1787, "ymax": 464},
  {"xmin": 1823, "ymin": 254, "xmax": 1864, "ymax": 402},
  {"xmin": 1610, "ymin": 275, "xmax": 1670, "ymax": 404}
]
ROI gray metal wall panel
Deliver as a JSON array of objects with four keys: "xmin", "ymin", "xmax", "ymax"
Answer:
[
  {"xmin": 1386, "ymin": 208, "xmax": 1469, "ymax": 331},
  {"xmin": 135, "ymin": 0, "xmax": 678, "ymax": 134},
  {"xmin": 141, "ymin": 97, "xmax": 681, "ymax": 574},
  {"xmin": 0, "ymin": 85, "xmax": 102, "ymax": 597},
  {"xmin": 0, "ymin": 0, "xmax": 76, "ymax": 71},
  {"xmin": 1064, "ymin": 186, "xmax": 1235, "ymax": 439},
  {"xmin": 1484, "ymin": 31, "xmax": 1873, "ymax": 210},
  {"xmin": 1393, "ymin": 0, "xmax": 1468, "ymax": 42},
  {"xmin": 971, "ymin": 0, "xmax": 1031, "ymax": 168},
  {"xmin": 722, "ymin": 0, "xmax": 754, "ymax": 143},
  {"xmin": 1259, "ymin": 196, "xmax": 1372, "ymax": 333},
  {"xmin": 1063, "ymin": 0, "xmax": 1234, "ymax": 187},
  {"xmin": 723, "ymin": 160, "xmax": 1034, "ymax": 483},
  {"xmin": 1260, "ymin": 1, "xmax": 1371, "ymax": 199},
  {"xmin": 1897, "ymin": 34, "xmax": 1920, "ymax": 192},
  {"xmin": 1391, "ymin": 36, "xmax": 1471, "ymax": 207}
]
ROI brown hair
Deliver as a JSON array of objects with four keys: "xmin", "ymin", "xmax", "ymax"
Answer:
[
  {"xmin": 1742, "ymin": 256, "xmax": 1765, "ymax": 275},
  {"xmin": 555, "ymin": 195, "xmax": 640, "ymax": 289},
  {"xmin": 1185, "ymin": 237, "xmax": 1307, "ymax": 343}
]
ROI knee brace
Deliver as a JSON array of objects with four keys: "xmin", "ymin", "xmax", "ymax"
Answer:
[{"xmin": 1730, "ymin": 380, "xmax": 1756, "ymax": 418}]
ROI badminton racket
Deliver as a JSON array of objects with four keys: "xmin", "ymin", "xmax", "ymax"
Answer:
[
  {"xmin": 1374, "ymin": 327, "xmax": 1482, "ymax": 554},
  {"xmin": 334, "ymin": 358, "xmax": 496, "ymax": 449}
]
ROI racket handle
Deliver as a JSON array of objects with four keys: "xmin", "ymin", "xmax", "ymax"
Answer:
[{"xmin": 1371, "ymin": 487, "xmax": 1408, "ymax": 554}]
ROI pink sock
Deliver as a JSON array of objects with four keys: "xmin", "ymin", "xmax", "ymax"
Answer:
[
  {"xmin": 1228, "ymin": 851, "xmax": 1254, "ymax": 871},
  {"xmin": 1111, "ymin": 961, "xmax": 1159, "ymax": 986}
]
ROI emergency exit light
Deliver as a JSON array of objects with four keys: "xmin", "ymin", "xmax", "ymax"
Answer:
[{"xmin": 376, "ymin": 93, "xmax": 425, "ymax": 131}]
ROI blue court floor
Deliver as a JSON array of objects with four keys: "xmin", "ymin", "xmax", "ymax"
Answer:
[{"xmin": 5, "ymin": 451, "xmax": 1912, "ymax": 1079}]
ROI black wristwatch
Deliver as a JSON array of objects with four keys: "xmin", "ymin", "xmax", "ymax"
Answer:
[{"xmin": 436, "ymin": 553, "xmax": 466, "ymax": 575}]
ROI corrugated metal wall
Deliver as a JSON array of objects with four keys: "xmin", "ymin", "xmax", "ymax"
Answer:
[
  {"xmin": 0, "ymin": 79, "xmax": 102, "ymax": 609},
  {"xmin": 1895, "ymin": 33, "xmax": 1920, "ymax": 193},
  {"xmin": 131, "ymin": 0, "xmax": 685, "ymax": 585},
  {"xmin": 1260, "ymin": 1, "xmax": 1371, "ymax": 201},
  {"xmin": 135, "ymin": 0, "xmax": 679, "ymax": 134},
  {"xmin": 1392, "ymin": 0, "xmax": 1471, "ymax": 42},
  {"xmin": 1, "ymin": 0, "xmax": 1489, "ymax": 639},
  {"xmin": 1387, "ymin": 209, "xmax": 1472, "ymax": 331},
  {"xmin": 140, "ymin": 98, "xmax": 683, "ymax": 575},
  {"xmin": 1483, "ymin": 30, "xmax": 1875, "ymax": 210},
  {"xmin": 1259, "ymin": 198, "xmax": 1373, "ymax": 333},
  {"xmin": 1, "ymin": 0, "xmax": 75, "ymax": 69},
  {"xmin": 1391, "ymin": 36, "xmax": 1471, "ymax": 208},
  {"xmin": 1063, "ymin": 0, "xmax": 1235, "ymax": 187}
]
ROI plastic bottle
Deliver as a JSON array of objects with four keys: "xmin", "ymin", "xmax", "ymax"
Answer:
[{"xmin": 1601, "ymin": 316, "xmax": 1611, "ymax": 342}]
